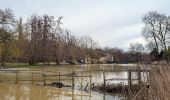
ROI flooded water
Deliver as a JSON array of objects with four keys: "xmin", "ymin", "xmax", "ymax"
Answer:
[
  {"xmin": 0, "ymin": 64, "xmax": 149, "ymax": 100},
  {"xmin": 0, "ymin": 83, "xmax": 123, "ymax": 100}
]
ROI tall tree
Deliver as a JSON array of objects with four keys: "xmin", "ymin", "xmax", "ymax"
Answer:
[
  {"xmin": 16, "ymin": 18, "xmax": 27, "ymax": 62},
  {"xmin": 0, "ymin": 8, "xmax": 15, "ymax": 66}
]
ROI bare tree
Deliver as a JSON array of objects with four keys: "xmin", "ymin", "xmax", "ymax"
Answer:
[
  {"xmin": 142, "ymin": 11, "xmax": 170, "ymax": 52},
  {"xmin": 52, "ymin": 17, "xmax": 63, "ymax": 65},
  {"xmin": 129, "ymin": 43, "xmax": 144, "ymax": 63},
  {"xmin": 0, "ymin": 8, "xmax": 103, "ymax": 66}
]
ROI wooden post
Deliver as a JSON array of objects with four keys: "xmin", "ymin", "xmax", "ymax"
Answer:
[
  {"xmin": 103, "ymin": 69, "xmax": 106, "ymax": 100},
  {"xmin": 128, "ymin": 71, "xmax": 132, "ymax": 86},
  {"xmin": 137, "ymin": 66, "xmax": 142, "ymax": 85},
  {"xmin": 81, "ymin": 72, "xmax": 83, "ymax": 100},
  {"xmin": 15, "ymin": 70, "xmax": 18, "ymax": 84},
  {"xmin": 72, "ymin": 72, "xmax": 75, "ymax": 89},
  {"xmin": 81, "ymin": 72, "xmax": 82, "ymax": 88},
  {"xmin": 43, "ymin": 71, "xmax": 46, "ymax": 86},
  {"xmin": 59, "ymin": 72, "xmax": 60, "ymax": 83},
  {"xmin": 90, "ymin": 75, "xmax": 92, "ymax": 97},
  {"xmin": 72, "ymin": 72, "xmax": 75, "ymax": 100},
  {"xmin": 32, "ymin": 72, "xmax": 33, "ymax": 85},
  {"xmin": 103, "ymin": 71, "xmax": 106, "ymax": 91}
]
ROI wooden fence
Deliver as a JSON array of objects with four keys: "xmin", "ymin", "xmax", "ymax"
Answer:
[{"xmin": 0, "ymin": 69, "xmax": 93, "ymax": 99}]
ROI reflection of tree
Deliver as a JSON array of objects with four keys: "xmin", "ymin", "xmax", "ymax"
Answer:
[
  {"xmin": 14, "ymin": 84, "xmax": 23, "ymax": 100},
  {"xmin": 0, "ymin": 84, "xmax": 11, "ymax": 99},
  {"xmin": 92, "ymin": 72, "xmax": 103, "ymax": 82},
  {"xmin": 106, "ymin": 71, "xmax": 127, "ymax": 79}
]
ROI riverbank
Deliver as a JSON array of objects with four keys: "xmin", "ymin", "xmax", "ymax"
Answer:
[{"xmin": 2, "ymin": 62, "xmax": 144, "ymax": 68}]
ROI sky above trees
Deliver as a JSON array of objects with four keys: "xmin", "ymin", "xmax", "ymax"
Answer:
[{"xmin": 0, "ymin": 0, "xmax": 170, "ymax": 50}]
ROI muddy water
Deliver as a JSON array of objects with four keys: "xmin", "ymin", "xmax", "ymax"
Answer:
[
  {"xmin": 0, "ymin": 83, "xmax": 123, "ymax": 100},
  {"xmin": 0, "ymin": 64, "xmax": 149, "ymax": 100}
]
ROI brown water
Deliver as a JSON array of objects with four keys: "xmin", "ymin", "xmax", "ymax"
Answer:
[{"xmin": 0, "ymin": 64, "xmax": 149, "ymax": 100}]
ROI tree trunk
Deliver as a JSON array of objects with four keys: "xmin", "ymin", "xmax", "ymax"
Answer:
[
  {"xmin": 1, "ymin": 55, "xmax": 5, "ymax": 67},
  {"xmin": 1, "ymin": 61, "xmax": 5, "ymax": 67},
  {"xmin": 56, "ymin": 59, "xmax": 60, "ymax": 65}
]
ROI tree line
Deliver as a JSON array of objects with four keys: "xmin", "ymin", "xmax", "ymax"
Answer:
[
  {"xmin": 0, "ymin": 8, "xmax": 103, "ymax": 66},
  {"xmin": 1, "ymin": 8, "xmax": 169, "ymax": 66}
]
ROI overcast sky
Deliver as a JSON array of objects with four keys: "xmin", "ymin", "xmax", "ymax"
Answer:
[{"xmin": 1, "ymin": 0, "xmax": 170, "ymax": 50}]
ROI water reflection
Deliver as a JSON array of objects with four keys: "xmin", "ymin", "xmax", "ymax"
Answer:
[{"xmin": 0, "ymin": 83, "xmax": 121, "ymax": 100}]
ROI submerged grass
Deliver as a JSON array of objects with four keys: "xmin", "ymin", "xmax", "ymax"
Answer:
[
  {"xmin": 134, "ymin": 65, "xmax": 170, "ymax": 100},
  {"xmin": 122, "ymin": 65, "xmax": 170, "ymax": 100},
  {"xmin": 94, "ymin": 65, "xmax": 170, "ymax": 100}
]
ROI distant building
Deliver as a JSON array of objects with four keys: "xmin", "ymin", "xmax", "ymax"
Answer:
[
  {"xmin": 99, "ymin": 57, "xmax": 106, "ymax": 63},
  {"xmin": 84, "ymin": 55, "xmax": 91, "ymax": 64},
  {"xmin": 99, "ymin": 53, "xmax": 113, "ymax": 63}
]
